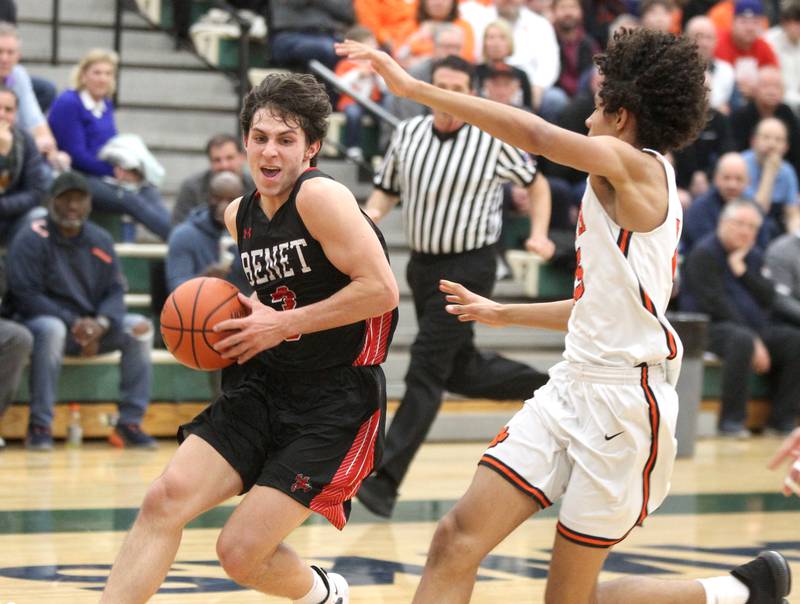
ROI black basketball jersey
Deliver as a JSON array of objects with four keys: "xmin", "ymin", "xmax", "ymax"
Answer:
[{"xmin": 235, "ymin": 168, "xmax": 398, "ymax": 371}]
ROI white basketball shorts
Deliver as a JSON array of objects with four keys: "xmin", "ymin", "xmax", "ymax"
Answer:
[{"xmin": 480, "ymin": 360, "xmax": 679, "ymax": 548}]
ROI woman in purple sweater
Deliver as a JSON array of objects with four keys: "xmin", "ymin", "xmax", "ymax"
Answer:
[{"xmin": 47, "ymin": 49, "xmax": 170, "ymax": 240}]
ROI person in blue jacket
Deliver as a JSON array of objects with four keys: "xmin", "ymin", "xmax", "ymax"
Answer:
[
  {"xmin": 165, "ymin": 171, "xmax": 250, "ymax": 294},
  {"xmin": 1, "ymin": 171, "xmax": 157, "ymax": 450},
  {"xmin": 47, "ymin": 49, "xmax": 170, "ymax": 241}
]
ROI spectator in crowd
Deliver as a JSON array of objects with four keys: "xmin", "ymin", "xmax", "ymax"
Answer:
[
  {"xmin": 743, "ymin": 117, "xmax": 800, "ymax": 237},
  {"xmin": 0, "ymin": 317, "xmax": 31, "ymax": 449},
  {"xmin": 1, "ymin": 172, "xmax": 156, "ymax": 450},
  {"xmin": 715, "ymin": 0, "xmax": 779, "ymax": 106},
  {"xmin": 353, "ymin": 0, "xmax": 417, "ymax": 56},
  {"xmin": 731, "ymin": 66, "xmax": 800, "ymax": 177},
  {"xmin": 395, "ymin": 0, "xmax": 475, "ymax": 67},
  {"xmin": 672, "ymin": 104, "xmax": 735, "ymax": 204},
  {"xmin": 380, "ymin": 23, "xmax": 464, "ymax": 149},
  {"xmin": 682, "ymin": 152, "xmax": 772, "ymax": 254},
  {"xmin": 48, "ymin": 49, "xmax": 171, "ymax": 241},
  {"xmin": 334, "ymin": 25, "xmax": 385, "ymax": 162},
  {"xmin": 708, "ymin": 0, "xmax": 771, "ymax": 34},
  {"xmin": 550, "ymin": 0, "xmax": 600, "ymax": 101},
  {"xmin": 171, "ymin": 133, "xmax": 253, "ymax": 225},
  {"xmin": 267, "ymin": 0, "xmax": 354, "ymax": 70},
  {"xmin": 580, "ymin": 0, "xmax": 628, "ymax": 48},
  {"xmin": 475, "ymin": 20, "xmax": 533, "ymax": 110},
  {"xmin": 465, "ymin": 0, "xmax": 561, "ymax": 117},
  {"xmin": 766, "ymin": 0, "xmax": 800, "ymax": 115},
  {"xmin": 681, "ymin": 199, "xmax": 800, "ymax": 437},
  {"xmin": 0, "ymin": 85, "xmax": 48, "ymax": 245},
  {"xmin": 0, "ymin": 0, "xmax": 14, "ymax": 23},
  {"xmin": 766, "ymin": 224, "xmax": 800, "ymax": 320},
  {"xmin": 166, "ymin": 171, "xmax": 249, "ymax": 293},
  {"xmin": 639, "ymin": 0, "xmax": 677, "ymax": 32},
  {"xmin": 356, "ymin": 56, "xmax": 552, "ymax": 517},
  {"xmin": 0, "ymin": 22, "xmax": 68, "ymax": 171},
  {"xmin": 685, "ymin": 14, "xmax": 736, "ymax": 113}
]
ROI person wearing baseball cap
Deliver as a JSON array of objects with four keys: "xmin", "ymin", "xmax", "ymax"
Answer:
[{"xmin": 2, "ymin": 169, "xmax": 157, "ymax": 451}]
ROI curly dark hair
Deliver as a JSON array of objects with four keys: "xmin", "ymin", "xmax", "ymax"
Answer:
[
  {"xmin": 239, "ymin": 73, "xmax": 331, "ymax": 165},
  {"xmin": 594, "ymin": 28, "xmax": 707, "ymax": 152}
]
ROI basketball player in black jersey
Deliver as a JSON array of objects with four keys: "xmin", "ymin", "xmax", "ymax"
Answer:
[{"xmin": 101, "ymin": 74, "xmax": 399, "ymax": 604}]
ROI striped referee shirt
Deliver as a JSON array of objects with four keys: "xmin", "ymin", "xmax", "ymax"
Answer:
[{"xmin": 374, "ymin": 115, "xmax": 537, "ymax": 255}]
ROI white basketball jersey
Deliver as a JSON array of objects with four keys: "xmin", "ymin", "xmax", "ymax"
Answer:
[{"xmin": 564, "ymin": 149, "xmax": 683, "ymax": 369}]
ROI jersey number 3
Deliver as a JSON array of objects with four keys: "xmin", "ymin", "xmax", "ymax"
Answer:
[{"xmin": 271, "ymin": 285, "xmax": 301, "ymax": 342}]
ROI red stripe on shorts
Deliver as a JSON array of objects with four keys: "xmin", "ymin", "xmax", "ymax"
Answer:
[
  {"xmin": 309, "ymin": 409, "xmax": 381, "ymax": 529},
  {"xmin": 353, "ymin": 311, "xmax": 393, "ymax": 366}
]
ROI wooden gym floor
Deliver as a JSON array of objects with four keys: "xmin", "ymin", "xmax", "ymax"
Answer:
[{"xmin": 0, "ymin": 436, "xmax": 798, "ymax": 603}]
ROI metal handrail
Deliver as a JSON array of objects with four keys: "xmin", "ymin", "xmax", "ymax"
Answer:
[
  {"xmin": 50, "ymin": 0, "xmax": 60, "ymax": 65},
  {"xmin": 309, "ymin": 59, "xmax": 400, "ymax": 131}
]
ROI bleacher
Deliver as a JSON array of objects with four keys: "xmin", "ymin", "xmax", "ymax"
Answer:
[{"xmin": 4, "ymin": 0, "xmax": 773, "ymax": 446}]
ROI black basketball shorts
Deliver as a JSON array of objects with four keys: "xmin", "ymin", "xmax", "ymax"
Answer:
[{"xmin": 178, "ymin": 362, "xmax": 387, "ymax": 529}]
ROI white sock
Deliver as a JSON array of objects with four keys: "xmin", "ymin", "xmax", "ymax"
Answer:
[
  {"xmin": 698, "ymin": 576, "xmax": 750, "ymax": 604},
  {"xmin": 292, "ymin": 567, "xmax": 329, "ymax": 604}
]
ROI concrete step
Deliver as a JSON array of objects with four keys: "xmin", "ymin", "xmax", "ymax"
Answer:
[
  {"xmin": 115, "ymin": 107, "xmax": 239, "ymax": 153},
  {"xmin": 18, "ymin": 22, "xmax": 207, "ymax": 69},
  {"xmin": 155, "ymin": 149, "xmax": 207, "ymax": 196},
  {"xmin": 27, "ymin": 64, "xmax": 237, "ymax": 111},
  {"xmin": 19, "ymin": 0, "xmax": 147, "ymax": 27}
]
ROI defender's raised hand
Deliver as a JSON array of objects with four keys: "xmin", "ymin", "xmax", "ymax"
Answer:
[{"xmin": 335, "ymin": 40, "xmax": 416, "ymax": 99}]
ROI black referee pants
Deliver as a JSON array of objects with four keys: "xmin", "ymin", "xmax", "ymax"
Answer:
[{"xmin": 379, "ymin": 245, "xmax": 549, "ymax": 487}]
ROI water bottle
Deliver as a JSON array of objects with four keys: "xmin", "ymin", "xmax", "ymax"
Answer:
[{"xmin": 66, "ymin": 403, "xmax": 83, "ymax": 448}]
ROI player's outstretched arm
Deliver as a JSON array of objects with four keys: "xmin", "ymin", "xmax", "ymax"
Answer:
[
  {"xmin": 440, "ymin": 280, "xmax": 573, "ymax": 331},
  {"xmin": 335, "ymin": 40, "xmax": 633, "ymax": 184},
  {"xmin": 768, "ymin": 427, "xmax": 800, "ymax": 497}
]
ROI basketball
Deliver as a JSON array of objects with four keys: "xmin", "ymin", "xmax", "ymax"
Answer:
[{"xmin": 159, "ymin": 277, "xmax": 249, "ymax": 370}]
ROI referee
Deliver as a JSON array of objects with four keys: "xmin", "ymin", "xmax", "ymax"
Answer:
[{"xmin": 358, "ymin": 55, "xmax": 554, "ymax": 518}]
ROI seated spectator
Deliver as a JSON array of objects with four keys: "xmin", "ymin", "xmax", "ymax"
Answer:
[
  {"xmin": 381, "ymin": 23, "xmax": 465, "ymax": 149},
  {"xmin": 335, "ymin": 26, "xmax": 385, "ymax": 162},
  {"xmin": 0, "ymin": 22, "xmax": 68, "ymax": 171},
  {"xmin": 166, "ymin": 171, "xmax": 250, "ymax": 293},
  {"xmin": 743, "ymin": 117, "xmax": 800, "ymax": 237},
  {"xmin": 714, "ymin": 0, "xmax": 779, "ymax": 107},
  {"xmin": 731, "ymin": 66, "xmax": 800, "ymax": 178},
  {"xmin": 708, "ymin": 0, "xmax": 770, "ymax": 35},
  {"xmin": 395, "ymin": 0, "xmax": 476, "ymax": 67},
  {"xmin": 354, "ymin": 0, "xmax": 417, "ymax": 56},
  {"xmin": 639, "ymin": 0, "xmax": 677, "ymax": 32},
  {"xmin": 0, "ymin": 85, "xmax": 47, "ymax": 244},
  {"xmin": 1, "ymin": 172, "xmax": 156, "ymax": 450},
  {"xmin": 682, "ymin": 152, "xmax": 772, "ymax": 254},
  {"xmin": 475, "ymin": 20, "xmax": 533, "ymax": 110},
  {"xmin": 551, "ymin": 0, "xmax": 600, "ymax": 101},
  {"xmin": 766, "ymin": 0, "xmax": 800, "ymax": 115},
  {"xmin": 0, "ymin": 317, "xmax": 31, "ymax": 449},
  {"xmin": 579, "ymin": 0, "xmax": 628, "ymax": 48},
  {"xmin": 268, "ymin": 0, "xmax": 354, "ymax": 70},
  {"xmin": 48, "ymin": 49, "xmax": 171, "ymax": 241},
  {"xmin": 673, "ymin": 106, "xmax": 735, "ymax": 204},
  {"xmin": 171, "ymin": 133, "xmax": 254, "ymax": 225},
  {"xmin": 685, "ymin": 15, "xmax": 736, "ymax": 113},
  {"xmin": 681, "ymin": 199, "xmax": 800, "ymax": 436},
  {"xmin": 475, "ymin": 0, "xmax": 561, "ymax": 117},
  {"xmin": 766, "ymin": 226, "xmax": 800, "ymax": 326}
]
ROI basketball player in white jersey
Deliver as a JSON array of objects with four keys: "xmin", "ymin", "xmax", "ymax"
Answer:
[{"xmin": 338, "ymin": 29, "xmax": 792, "ymax": 604}]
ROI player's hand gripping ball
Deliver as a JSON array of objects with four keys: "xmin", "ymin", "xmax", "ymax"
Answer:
[{"xmin": 160, "ymin": 277, "xmax": 250, "ymax": 370}]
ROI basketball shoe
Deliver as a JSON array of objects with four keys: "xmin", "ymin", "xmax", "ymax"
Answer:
[
  {"xmin": 310, "ymin": 566, "xmax": 349, "ymax": 604},
  {"xmin": 730, "ymin": 550, "xmax": 791, "ymax": 604}
]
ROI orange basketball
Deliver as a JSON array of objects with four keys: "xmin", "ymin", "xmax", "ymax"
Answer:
[{"xmin": 160, "ymin": 277, "xmax": 249, "ymax": 371}]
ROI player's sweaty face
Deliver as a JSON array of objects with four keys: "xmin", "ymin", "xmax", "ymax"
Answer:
[{"xmin": 245, "ymin": 109, "xmax": 310, "ymax": 200}]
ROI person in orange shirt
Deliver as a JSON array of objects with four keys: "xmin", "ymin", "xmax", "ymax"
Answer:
[
  {"xmin": 395, "ymin": 0, "xmax": 476, "ymax": 67},
  {"xmin": 334, "ymin": 26, "xmax": 385, "ymax": 161},
  {"xmin": 354, "ymin": 0, "xmax": 418, "ymax": 55}
]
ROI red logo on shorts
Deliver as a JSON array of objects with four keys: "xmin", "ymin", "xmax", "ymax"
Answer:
[
  {"xmin": 489, "ymin": 426, "xmax": 509, "ymax": 448},
  {"xmin": 291, "ymin": 474, "xmax": 312, "ymax": 493}
]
